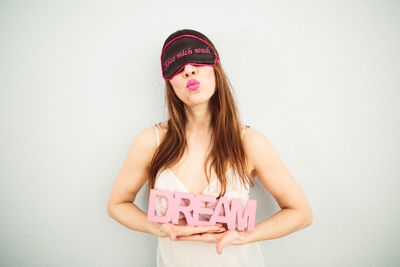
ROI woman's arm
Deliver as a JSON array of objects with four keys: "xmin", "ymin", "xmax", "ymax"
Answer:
[
  {"xmin": 107, "ymin": 126, "xmax": 162, "ymax": 235},
  {"xmin": 237, "ymin": 128, "xmax": 314, "ymax": 245}
]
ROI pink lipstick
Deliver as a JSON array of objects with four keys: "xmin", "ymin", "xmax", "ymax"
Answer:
[{"xmin": 186, "ymin": 78, "xmax": 200, "ymax": 91}]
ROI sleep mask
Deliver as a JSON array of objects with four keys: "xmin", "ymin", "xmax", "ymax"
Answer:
[{"xmin": 161, "ymin": 34, "xmax": 220, "ymax": 80}]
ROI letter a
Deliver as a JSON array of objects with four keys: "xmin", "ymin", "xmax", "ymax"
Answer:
[{"xmin": 209, "ymin": 196, "xmax": 232, "ymax": 227}]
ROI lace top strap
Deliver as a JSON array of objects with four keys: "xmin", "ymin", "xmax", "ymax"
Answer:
[
  {"xmin": 241, "ymin": 125, "xmax": 250, "ymax": 137},
  {"xmin": 154, "ymin": 123, "xmax": 160, "ymax": 147}
]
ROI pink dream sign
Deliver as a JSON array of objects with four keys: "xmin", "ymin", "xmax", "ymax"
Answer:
[{"xmin": 147, "ymin": 189, "xmax": 257, "ymax": 231}]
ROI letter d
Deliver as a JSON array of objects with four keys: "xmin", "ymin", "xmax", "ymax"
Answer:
[{"xmin": 147, "ymin": 189, "xmax": 174, "ymax": 223}]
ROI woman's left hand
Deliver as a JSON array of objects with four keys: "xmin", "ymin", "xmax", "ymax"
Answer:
[{"xmin": 175, "ymin": 228, "xmax": 242, "ymax": 255}]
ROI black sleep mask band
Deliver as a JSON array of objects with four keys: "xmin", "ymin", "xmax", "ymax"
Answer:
[{"xmin": 160, "ymin": 34, "xmax": 220, "ymax": 80}]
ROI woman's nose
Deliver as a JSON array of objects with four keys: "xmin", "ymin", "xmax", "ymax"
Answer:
[{"xmin": 183, "ymin": 64, "xmax": 197, "ymax": 77}]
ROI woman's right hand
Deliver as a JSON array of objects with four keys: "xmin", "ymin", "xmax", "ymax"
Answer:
[{"xmin": 157, "ymin": 218, "xmax": 226, "ymax": 241}]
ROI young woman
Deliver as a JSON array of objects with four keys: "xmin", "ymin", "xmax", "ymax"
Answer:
[{"xmin": 107, "ymin": 29, "xmax": 313, "ymax": 266}]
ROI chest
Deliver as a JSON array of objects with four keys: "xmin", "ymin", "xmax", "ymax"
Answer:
[
  {"xmin": 156, "ymin": 128, "xmax": 255, "ymax": 195},
  {"xmin": 168, "ymin": 162, "xmax": 218, "ymax": 195},
  {"xmin": 166, "ymin": 139, "xmax": 219, "ymax": 194}
]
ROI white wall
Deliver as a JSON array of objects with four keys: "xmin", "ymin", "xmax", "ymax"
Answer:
[{"xmin": 1, "ymin": 0, "xmax": 399, "ymax": 266}]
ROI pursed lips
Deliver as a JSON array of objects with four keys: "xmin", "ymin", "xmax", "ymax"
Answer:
[{"xmin": 186, "ymin": 78, "xmax": 199, "ymax": 88}]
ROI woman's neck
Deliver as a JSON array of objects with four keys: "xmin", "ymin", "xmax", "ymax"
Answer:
[{"xmin": 184, "ymin": 102, "xmax": 212, "ymax": 134}]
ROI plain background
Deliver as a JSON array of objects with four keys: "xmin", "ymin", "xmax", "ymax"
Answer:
[{"xmin": 1, "ymin": 0, "xmax": 399, "ymax": 266}]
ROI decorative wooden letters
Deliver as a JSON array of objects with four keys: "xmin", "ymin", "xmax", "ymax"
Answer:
[{"xmin": 147, "ymin": 189, "xmax": 256, "ymax": 231}]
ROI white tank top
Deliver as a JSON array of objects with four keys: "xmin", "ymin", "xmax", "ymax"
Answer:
[{"xmin": 152, "ymin": 123, "xmax": 265, "ymax": 267}]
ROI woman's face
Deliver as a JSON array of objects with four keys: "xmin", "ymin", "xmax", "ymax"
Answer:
[{"xmin": 169, "ymin": 64, "xmax": 216, "ymax": 106}]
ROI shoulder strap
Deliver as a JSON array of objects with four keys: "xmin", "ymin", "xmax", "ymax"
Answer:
[
  {"xmin": 154, "ymin": 123, "xmax": 160, "ymax": 147},
  {"xmin": 241, "ymin": 125, "xmax": 250, "ymax": 137}
]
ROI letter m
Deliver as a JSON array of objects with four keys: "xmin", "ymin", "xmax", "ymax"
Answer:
[{"xmin": 230, "ymin": 198, "xmax": 257, "ymax": 231}]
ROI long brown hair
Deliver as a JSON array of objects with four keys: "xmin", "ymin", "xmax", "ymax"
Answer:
[{"xmin": 148, "ymin": 29, "xmax": 254, "ymax": 199}]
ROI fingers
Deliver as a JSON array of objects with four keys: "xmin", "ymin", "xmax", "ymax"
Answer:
[
  {"xmin": 176, "ymin": 231, "xmax": 226, "ymax": 244},
  {"xmin": 186, "ymin": 225, "xmax": 224, "ymax": 236},
  {"xmin": 176, "ymin": 234, "xmax": 203, "ymax": 242},
  {"xmin": 167, "ymin": 221, "xmax": 226, "ymax": 240},
  {"xmin": 169, "ymin": 224, "xmax": 176, "ymax": 241},
  {"xmin": 216, "ymin": 239, "xmax": 226, "ymax": 255}
]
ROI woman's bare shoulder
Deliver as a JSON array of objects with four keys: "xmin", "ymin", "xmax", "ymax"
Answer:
[
  {"xmin": 241, "ymin": 126, "xmax": 281, "ymax": 171},
  {"xmin": 241, "ymin": 126, "xmax": 269, "ymax": 148},
  {"xmin": 240, "ymin": 125, "xmax": 268, "ymax": 178},
  {"xmin": 131, "ymin": 124, "xmax": 160, "ymax": 153}
]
